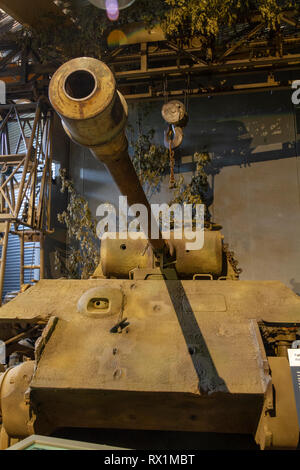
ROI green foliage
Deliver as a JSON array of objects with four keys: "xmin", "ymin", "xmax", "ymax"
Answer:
[
  {"xmin": 169, "ymin": 151, "xmax": 211, "ymax": 207},
  {"xmin": 55, "ymin": 168, "xmax": 99, "ymax": 279},
  {"xmin": 162, "ymin": 0, "xmax": 298, "ymax": 40},
  {"xmin": 258, "ymin": 0, "xmax": 297, "ymax": 28},
  {"xmin": 168, "ymin": 151, "xmax": 212, "ymax": 223},
  {"xmin": 128, "ymin": 111, "xmax": 169, "ymax": 196}
]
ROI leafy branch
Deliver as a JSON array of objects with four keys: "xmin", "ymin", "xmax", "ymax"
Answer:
[
  {"xmin": 128, "ymin": 105, "xmax": 169, "ymax": 197},
  {"xmin": 55, "ymin": 168, "xmax": 99, "ymax": 279},
  {"xmin": 169, "ymin": 151, "xmax": 212, "ymax": 222}
]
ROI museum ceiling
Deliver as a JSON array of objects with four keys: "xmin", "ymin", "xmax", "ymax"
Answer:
[{"xmin": 0, "ymin": 0, "xmax": 299, "ymax": 101}]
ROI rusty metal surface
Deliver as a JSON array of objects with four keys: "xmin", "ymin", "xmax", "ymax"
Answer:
[
  {"xmin": 49, "ymin": 58, "xmax": 124, "ymax": 147},
  {"xmin": 1, "ymin": 279, "xmax": 299, "ymax": 324},
  {"xmin": 0, "ymin": 361, "xmax": 34, "ymax": 438},
  {"xmin": 100, "ymin": 231, "xmax": 223, "ymax": 278}
]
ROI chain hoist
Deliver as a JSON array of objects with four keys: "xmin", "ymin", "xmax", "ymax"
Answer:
[
  {"xmin": 223, "ymin": 242, "xmax": 243, "ymax": 279},
  {"xmin": 168, "ymin": 135, "xmax": 175, "ymax": 189}
]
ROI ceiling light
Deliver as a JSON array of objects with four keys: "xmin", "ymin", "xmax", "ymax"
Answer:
[
  {"xmin": 88, "ymin": 0, "xmax": 136, "ymax": 21},
  {"xmin": 88, "ymin": 0, "xmax": 136, "ymax": 9}
]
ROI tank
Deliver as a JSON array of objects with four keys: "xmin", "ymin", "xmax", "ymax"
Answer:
[{"xmin": 0, "ymin": 57, "xmax": 299, "ymax": 450}]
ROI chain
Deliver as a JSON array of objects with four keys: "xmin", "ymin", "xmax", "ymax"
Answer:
[
  {"xmin": 184, "ymin": 73, "xmax": 190, "ymax": 113},
  {"xmin": 169, "ymin": 139, "xmax": 175, "ymax": 189},
  {"xmin": 223, "ymin": 242, "xmax": 243, "ymax": 279},
  {"xmin": 163, "ymin": 74, "xmax": 168, "ymax": 104}
]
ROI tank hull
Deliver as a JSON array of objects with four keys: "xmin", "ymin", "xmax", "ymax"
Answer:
[{"xmin": 0, "ymin": 279, "xmax": 299, "ymax": 448}]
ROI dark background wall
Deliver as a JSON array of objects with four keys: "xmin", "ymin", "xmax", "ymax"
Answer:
[
  {"xmin": 44, "ymin": 114, "xmax": 70, "ymax": 279},
  {"xmin": 68, "ymin": 88, "xmax": 300, "ymax": 295}
]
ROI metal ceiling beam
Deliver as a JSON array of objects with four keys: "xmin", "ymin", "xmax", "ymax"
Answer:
[
  {"xmin": 219, "ymin": 23, "xmax": 265, "ymax": 61},
  {"xmin": 0, "ymin": 0, "xmax": 59, "ymax": 28},
  {"xmin": 2, "ymin": 49, "xmax": 300, "ymax": 101}
]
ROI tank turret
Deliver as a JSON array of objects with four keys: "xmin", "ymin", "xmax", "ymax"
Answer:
[{"xmin": 49, "ymin": 57, "xmax": 228, "ymax": 281}]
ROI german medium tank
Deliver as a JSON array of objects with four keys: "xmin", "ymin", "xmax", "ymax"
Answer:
[{"xmin": 0, "ymin": 57, "xmax": 299, "ymax": 450}]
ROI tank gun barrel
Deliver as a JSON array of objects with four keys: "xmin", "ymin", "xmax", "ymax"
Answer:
[{"xmin": 49, "ymin": 57, "xmax": 166, "ymax": 255}]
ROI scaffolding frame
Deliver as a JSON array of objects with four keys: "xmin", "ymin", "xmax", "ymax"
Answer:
[{"xmin": 0, "ymin": 99, "xmax": 53, "ymax": 303}]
